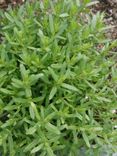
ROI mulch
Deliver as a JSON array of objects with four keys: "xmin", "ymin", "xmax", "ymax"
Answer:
[{"xmin": 0, "ymin": 0, "xmax": 23, "ymax": 8}]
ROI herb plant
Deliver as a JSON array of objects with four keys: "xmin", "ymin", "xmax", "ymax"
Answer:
[{"xmin": 0, "ymin": 0, "xmax": 117, "ymax": 155}]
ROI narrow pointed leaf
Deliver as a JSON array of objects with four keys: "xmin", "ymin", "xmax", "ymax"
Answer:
[
  {"xmin": 29, "ymin": 105, "xmax": 35, "ymax": 120},
  {"xmin": 45, "ymin": 123, "xmax": 60, "ymax": 135},
  {"xmin": 49, "ymin": 14, "xmax": 54, "ymax": 34},
  {"xmin": 59, "ymin": 13, "xmax": 69, "ymax": 18},
  {"xmin": 31, "ymin": 144, "xmax": 44, "ymax": 154},
  {"xmin": 61, "ymin": 83, "xmax": 80, "ymax": 92},
  {"xmin": 82, "ymin": 132, "xmax": 90, "ymax": 148},
  {"xmin": 49, "ymin": 86, "xmax": 57, "ymax": 100}
]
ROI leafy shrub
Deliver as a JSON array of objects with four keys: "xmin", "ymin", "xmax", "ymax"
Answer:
[{"xmin": 0, "ymin": 0, "xmax": 117, "ymax": 155}]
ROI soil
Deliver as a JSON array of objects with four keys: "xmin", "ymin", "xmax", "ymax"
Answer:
[{"xmin": 0, "ymin": 0, "xmax": 23, "ymax": 8}]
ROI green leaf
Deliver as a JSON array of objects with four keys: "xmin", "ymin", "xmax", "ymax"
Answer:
[
  {"xmin": 24, "ymin": 140, "xmax": 39, "ymax": 152},
  {"xmin": 82, "ymin": 132, "xmax": 90, "ymax": 148},
  {"xmin": 45, "ymin": 123, "xmax": 60, "ymax": 135},
  {"xmin": 38, "ymin": 29, "xmax": 44, "ymax": 38},
  {"xmin": 8, "ymin": 135, "xmax": 14, "ymax": 156},
  {"xmin": 46, "ymin": 145, "xmax": 55, "ymax": 156},
  {"xmin": 40, "ymin": 0, "xmax": 44, "ymax": 10},
  {"xmin": 4, "ymin": 105, "xmax": 19, "ymax": 111},
  {"xmin": 26, "ymin": 126, "xmax": 37, "ymax": 135},
  {"xmin": 30, "ymin": 102, "xmax": 40, "ymax": 120},
  {"xmin": 0, "ymin": 88, "xmax": 13, "ymax": 95},
  {"xmin": 96, "ymin": 96, "xmax": 111, "ymax": 103},
  {"xmin": 49, "ymin": 14, "xmax": 54, "ymax": 34},
  {"xmin": 59, "ymin": 13, "xmax": 69, "ymax": 18},
  {"xmin": 29, "ymin": 105, "xmax": 35, "ymax": 120},
  {"xmin": 76, "ymin": 112, "xmax": 83, "ymax": 121},
  {"xmin": 61, "ymin": 83, "xmax": 80, "ymax": 92},
  {"xmin": 48, "ymin": 67, "xmax": 58, "ymax": 81},
  {"xmin": 4, "ymin": 12, "xmax": 13, "ymax": 22},
  {"xmin": 25, "ymin": 87, "xmax": 32, "ymax": 98},
  {"xmin": 49, "ymin": 86, "xmax": 57, "ymax": 100},
  {"xmin": 31, "ymin": 143, "xmax": 44, "ymax": 154},
  {"xmin": 1, "ymin": 119, "xmax": 14, "ymax": 128},
  {"xmin": 20, "ymin": 64, "xmax": 27, "ymax": 79},
  {"xmin": 12, "ymin": 78, "xmax": 23, "ymax": 88},
  {"xmin": 30, "ymin": 73, "xmax": 44, "ymax": 85},
  {"xmin": 76, "ymin": 0, "xmax": 80, "ymax": 6},
  {"xmin": 85, "ymin": 80, "xmax": 97, "ymax": 91}
]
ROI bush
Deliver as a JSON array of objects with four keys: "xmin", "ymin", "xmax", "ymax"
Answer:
[{"xmin": 0, "ymin": 0, "xmax": 117, "ymax": 155}]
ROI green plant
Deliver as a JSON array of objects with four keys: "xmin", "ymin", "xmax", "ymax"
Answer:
[{"xmin": 0, "ymin": 0, "xmax": 117, "ymax": 155}]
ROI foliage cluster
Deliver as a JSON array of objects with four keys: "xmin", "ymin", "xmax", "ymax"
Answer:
[{"xmin": 0, "ymin": 0, "xmax": 117, "ymax": 155}]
